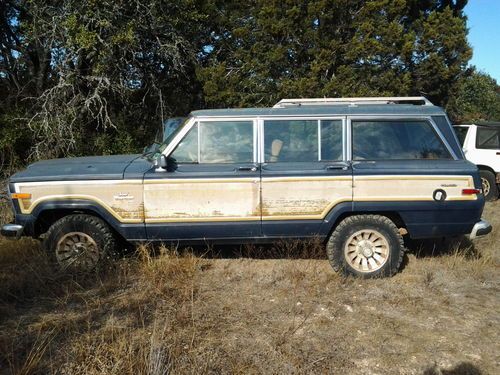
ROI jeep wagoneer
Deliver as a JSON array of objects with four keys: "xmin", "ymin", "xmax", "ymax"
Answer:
[{"xmin": 1, "ymin": 97, "xmax": 492, "ymax": 277}]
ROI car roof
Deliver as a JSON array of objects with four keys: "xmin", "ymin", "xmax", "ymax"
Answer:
[{"xmin": 190, "ymin": 104, "xmax": 446, "ymax": 118}]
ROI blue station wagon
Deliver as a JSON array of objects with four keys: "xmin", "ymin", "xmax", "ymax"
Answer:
[{"xmin": 1, "ymin": 97, "xmax": 492, "ymax": 277}]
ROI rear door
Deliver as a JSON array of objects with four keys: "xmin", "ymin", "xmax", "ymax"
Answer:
[
  {"xmin": 260, "ymin": 117, "xmax": 352, "ymax": 238},
  {"xmin": 144, "ymin": 118, "xmax": 261, "ymax": 241}
]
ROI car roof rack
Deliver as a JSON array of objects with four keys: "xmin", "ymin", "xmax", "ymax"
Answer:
[{"xmin": 273, "ymin": 96, "xmax": 434, "ymax": 108}]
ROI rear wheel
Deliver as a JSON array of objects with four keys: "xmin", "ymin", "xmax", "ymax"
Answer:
[
  {"xmin": 480, "ymin": 170, "xmax": 498, "ymax": 201},
  {"xmin": 44, "ymin": 214, "xmax": 117, "ymax": 272},
  {"xmin": 326, "ymin": 215, "xmax": 404, "ymax": 278}
]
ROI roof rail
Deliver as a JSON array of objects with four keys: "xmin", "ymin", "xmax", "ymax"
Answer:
[{"xmin": 273, "ymin": 96, "xmax": 433, "ymax": 108}]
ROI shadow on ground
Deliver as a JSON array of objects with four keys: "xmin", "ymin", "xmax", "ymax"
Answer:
[{"xmin": 423, "ymin": 361, "xmax": 483, "ymax": 375}]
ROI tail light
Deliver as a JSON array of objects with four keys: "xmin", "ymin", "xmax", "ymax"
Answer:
[{"xmin": 462, "ymin": 188, "xmax": 481, "ymax": 195}]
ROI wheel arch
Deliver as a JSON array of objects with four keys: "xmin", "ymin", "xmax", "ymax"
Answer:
[
  {"xmin": 32, "ymin": 200, "xmax": 127, "ymax": 240},
  {"xmin": 321, "ymin": 202, "xmax": 407, "ymax": 242},
  {"xmin": 476, "ymin": 164, "xmax": 497, "ymax": 176}
]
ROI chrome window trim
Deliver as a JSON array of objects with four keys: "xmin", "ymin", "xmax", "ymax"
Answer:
[
  {"xmin": 187, "ymin": 113, "xmax": 436, "ymax": 119},
  {"xmin": 163, "ymin": 115, "xmax": 456, "ymax": 162},
  {"xmin": 344, "ymin": 117, "xmax": 350, "ymax": 162},
  {"xmin": 196, "ymin": 121, "xmax": 201, "ymax": 162},
  {"xmin": 317, "ymin": 120, "xmax": 321, "ymax": 161},
  {"xmin": 347, "ymin": 115, "xmax": 458, "ymax": 161},
  {"xmin": 257, "ymin": 117, "xmax": 264, "ymax": 163},
  {"xmin": 252, "ymin": 119, "xmax": 258, "ymax": 163},
  {"xmin": 162, "ymin": 116, "xmax": 197, "ymax": 157}
]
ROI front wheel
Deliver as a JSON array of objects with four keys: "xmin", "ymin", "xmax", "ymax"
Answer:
[
  {"xmin": 480, "ymin": 170, "xmax": 498, "ymax": 201},
  {"xmin": 326, "ymin": 215, "xmax": 405, "ymax": 278},
  {"xmin": 44, "ymin": 214, "xmax": 117, "ymax": 272}
]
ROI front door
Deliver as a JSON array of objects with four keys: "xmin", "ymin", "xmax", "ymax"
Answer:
[
  {"xmin": 260, "ymin": 118, "xmax": 352, "ymax": 238},
  {"xmin": 144, "ymin": 119, "xmax": 261, "ymax": 241}
]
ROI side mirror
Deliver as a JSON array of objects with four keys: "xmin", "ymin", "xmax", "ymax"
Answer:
[{"xmin": 156, "ymin": 155, "xmax": 177, "ymax": 172}]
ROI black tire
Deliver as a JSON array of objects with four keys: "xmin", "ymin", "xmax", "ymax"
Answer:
[
  {"xmin": 479, "ymin": 170, "xmax": 498, "ymax": 201},
  {"xmin": 44, "ymin": 214, "xmax": 117, "ymax": 272},
  {"xmin": 326, "ymin": 215, "xmax": 404, "ymax": 278}
]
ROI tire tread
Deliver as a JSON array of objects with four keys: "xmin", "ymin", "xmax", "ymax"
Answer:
[{"xmin": 326, "ymin": 214, "xmax": 405, "ymax": 278}]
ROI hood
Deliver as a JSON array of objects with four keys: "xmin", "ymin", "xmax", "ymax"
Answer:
[{"xmin": 10, "ymin": 154, "xmax": 144, "ymax": 183}]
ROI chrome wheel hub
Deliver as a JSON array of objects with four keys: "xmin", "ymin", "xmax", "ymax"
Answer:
[
  {"xmin": 344, "ymin": 229, "xmax": 390, "ymax": 273},
  {"xmin": 358, "ymin": 240, "xmax": 374, "ymax": 257},
  {"xmin": 56, "ymin": 232, "xmax": 100, "ymax": 270}
]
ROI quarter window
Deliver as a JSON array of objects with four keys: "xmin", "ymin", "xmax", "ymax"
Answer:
[
  {"xmin": 476, "ymin": 127, "xmax": 500, "ymax": 149},
  {"xmin": 171, "ymin": 121, "xmax": 254, "ymax": 164},
  {"xmin": 264, "ymin": 119, "xmax": 342, "ymax": 162},
  {"xmin": 352, "ymin": 120, "xmax": 451, "ymax": 160}
]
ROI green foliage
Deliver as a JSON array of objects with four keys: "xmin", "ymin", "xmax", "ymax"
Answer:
[
  {"xmin": 0, "ymin": 0, "xmax": 497, "ymax": 176},
  {"xmin": 0, "ymin": 113, "xmax": 32, "ymax": 175},
  {"xmin": 446, "ymin": 70, "xmax": 500, "ymax": 123},
  {"xmin": 199, "ymin": 0, "xmax": 473, "ymax": 107}
]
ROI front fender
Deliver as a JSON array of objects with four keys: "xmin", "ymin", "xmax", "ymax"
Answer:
[{"xmin": 29, "ymin": 199, "xmax": 146, "ymax": 241}]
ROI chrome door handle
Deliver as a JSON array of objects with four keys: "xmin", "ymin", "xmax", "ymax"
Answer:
[
  {"xmin": 238, "ymin": 166, "xmax": 258, "ymax": 172},
  {"xmin": 326, "ymin": 165, "xmax": 349, "ymax": 171}
]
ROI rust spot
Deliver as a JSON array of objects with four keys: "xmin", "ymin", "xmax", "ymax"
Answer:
[
  {"xmin": 261, "ymin": 199, "xmax": 330, "ymax": 217},
  {"xmin": 111, "ymin": 203, "xmax": 144, "ymax": 220},
  {"xmin": 20, "ymin": 199, "xmax": 32, "ymax": 210}
]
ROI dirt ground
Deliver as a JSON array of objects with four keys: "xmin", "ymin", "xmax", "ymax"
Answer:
[{"xmin": 0, "ymin": 202, "xmax": 498, "ymax": 374}]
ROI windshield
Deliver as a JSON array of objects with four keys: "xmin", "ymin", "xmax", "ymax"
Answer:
[
  {"xmin": 142, "ymin": 117, "xmax": 190, "ymax": 161},
  {"xmin": 158, "ymin": 117, "xmax": 190, "ymax": 153},
  {"xmin": 163, "ymin": 117, "xmax": 186, "ymax": 141}
]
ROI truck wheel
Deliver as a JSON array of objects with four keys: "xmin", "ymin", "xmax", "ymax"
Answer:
[
  {"xmin": 44, "ymin": 214, "xmax": 117, "ymax": 272},
  {"xmin": 326, "ymin": 215, "xmax": 404, "ymax": 278},
  {"xmin": 479, "ymin": 170, "xmax": 498, "ymax": 201}
]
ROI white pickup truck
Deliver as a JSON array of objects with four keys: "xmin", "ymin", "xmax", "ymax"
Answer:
[{"xmin": 454, "ymin": 123, "xmax": 500, "ymax": 201}]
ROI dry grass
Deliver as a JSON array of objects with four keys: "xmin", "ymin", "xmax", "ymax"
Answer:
[{"xmin": 0, "ymin": 202, "xmax": 498, "ymax": 374}]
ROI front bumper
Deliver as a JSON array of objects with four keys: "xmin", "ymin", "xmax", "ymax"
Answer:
[
  {"xmin": 468, "ymin": 219, "xmax": 492, "ymax": 240},
  {"xmin": 1, "ymin": 224, "xmax": 24, "ymax": 239}
]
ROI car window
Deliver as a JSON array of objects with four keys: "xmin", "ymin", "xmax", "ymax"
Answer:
[
  {"xmin": 352, "ymin": 120, "xmax": 451, "ymax": 160},
  {"xmin": 264, "ymin": 120, "xmax": 318, "ymax": 162},
  {"xmin": 264, "ymin": 119, "xmax": 342, "ymax": 162},
  {"xmin": 320, "ymin": 120, "xmax": 343, "ymax": 161},
  {"xmin": 200, "ymin": 121, "xmax": 254, "ymax": 163},
  {"xmin": 171, "ymin": 123, "xmax": 199, "ymax": 163},
  {"xmin": 476, "ymin": 127, "xmax": 500, "ymax": 149},
  {"xmin": 172, "ymin": 121, "xmax": 254, "ymax": 164},
  {"xmin": 453, "ymin": 126, "xmax": 469, "ymax": 147}
]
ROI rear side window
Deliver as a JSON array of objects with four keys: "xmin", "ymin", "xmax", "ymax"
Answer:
[
  {"xmin": 352, "ymin": 120, "xmax": 451, "ymax": 160},
  {"xmin": 264, "ymin": 119, "xmax": 342, "ymax": 162},
  {"xmin": 476, "ymin": 127, "xmax": 500, "ymax": 149},
  {"xmin": 453, "ymin": 126, "xmax": 469, "ymax": 147}
]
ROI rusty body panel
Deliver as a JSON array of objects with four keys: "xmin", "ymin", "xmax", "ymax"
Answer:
[
  {"xmin": 13, "ymin": 180, "xmax": 144, "ymax": 223},
  {"xmin": 353, "ymin": 175, "xmax": 476, "ymax": 202},
  {"xmin": 261, "ymin": 176, "xmax": 352, "ymax": 220},
  {"xmin": 143, "ymin": 178, "xmax": 260, "ymax": 223},
  {"xmin": 12, "ymin": 175, "xmax": 477, "ymax": 226}
]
